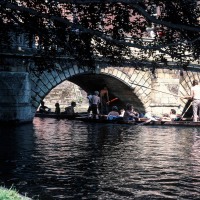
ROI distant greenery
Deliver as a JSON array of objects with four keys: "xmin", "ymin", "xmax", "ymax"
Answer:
[{"xmin": 0, "ymin": 187, "xmax": 30, "ymax": 200}]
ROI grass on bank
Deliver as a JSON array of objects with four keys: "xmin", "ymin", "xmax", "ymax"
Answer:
[{"xmin": 0, "ymin": 187, "xmax": 30, "ymax": 200}]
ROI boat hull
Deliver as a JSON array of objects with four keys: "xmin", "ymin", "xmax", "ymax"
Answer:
[
  {"xmin": 35, "ymin": 113, "xmax": 200, "ymax": 127},
  {"xmin": 76, "ymin": 117, "xmax": 200, "ymax": 127},
  {"xmin": 35, "ymin": 112, "xmax": 82, "ymax": 120}
]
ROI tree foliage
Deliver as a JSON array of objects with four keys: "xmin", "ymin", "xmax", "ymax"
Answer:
[{"xmin": 0, "ymin": 0, "xmax": 200, "ymax": 72}]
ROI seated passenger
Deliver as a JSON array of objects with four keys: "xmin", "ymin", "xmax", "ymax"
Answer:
[
  {"xmin": 144, "ymin": 112, "xmax": 158, "ymax": 121},
  {"xmin": 123, "ymin": 104, "xmax": 139, "ymax": 122},
  {"xmin": 65, "ymin": 101, "xmax": 76, "ymax": 115},
  {"xmin": 107, "ymin": 106, "xmax": 120, "ymax": 120},
  {"xmin": 161, "ymin": 109, "xmax": 178, "ymax": 121},
  {"xmin": 39, "ymin": 101, "xmax": 51, "ymax": 113},
  {"xmin": 55, "ymin": 102, "xmax": 60, "ymax": 114},
  {"xmin": 170, "ymin": 109, "xmax": 177, "ymax": 120},
  {"xmin": 119, "ymin": 109, "xmax": 125, "ymax": 117}
]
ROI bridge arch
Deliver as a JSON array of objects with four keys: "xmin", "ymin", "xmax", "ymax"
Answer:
[
  {"xmin": 1, "ymin": 65, "xmax": 200, "ymax": 123},
  {"xmin": 30, "ymin": 64, "xmax": 153, "ymax": 115}
]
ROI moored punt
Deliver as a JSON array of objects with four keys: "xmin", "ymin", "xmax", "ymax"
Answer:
[
  {"xmin": 35, "ymin": 113, "xmax": 200, "ymax": 127},
  {"xmin": 75, "ymin": 117, "xmax": 147, "ymax": 125},
  {"xmin": 35, "ymin": 112, "xmax": 86, "ymax": 120},
  {"xmin": 152, "ymin": 120, "xmax": 200, "ymax": 127},
  {"xmin": 76, "ymin": 117, "xmax": 200, "ymax": 127}
]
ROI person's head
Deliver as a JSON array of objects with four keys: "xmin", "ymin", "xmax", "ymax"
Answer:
[
  {"xmin": 126, "ymin": 103, "xmax": 133, "ymax": 111},
  {"xmin": 112, "ymin": 106, "xmax": 118, "ymax": 111},
  {"xmin": 170, "ymin": 109, "xmax": 176, "ymax": 115},
  {"xmin": 71, "ymin": 101, "xmax": 76, "ymax": 107},
  {"xmin": 192, "ymin": 80, "xmax": 198, "ymax": 86},
  {"xmin": 94, "ymin": 91, "xmax": 99, "ymax": 95}
]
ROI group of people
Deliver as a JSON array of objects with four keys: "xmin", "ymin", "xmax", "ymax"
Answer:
[
  {"xmin": 39, "ymin": 100, "xmax": 77, "ymax": 115},
  {"xmin": 86, "ymin": 85, "xmax": 179, "ymax": 123},
  {"xmin": 107, "ymin": 104, "xmax": 139, "ymax": 122},
  {"xmin": 87, "ymin": 85, "xmax": 110, "ymax": 119},
  {"xmin": 39, "ymin": 79, "xmax": 200, "ymax": 122}
]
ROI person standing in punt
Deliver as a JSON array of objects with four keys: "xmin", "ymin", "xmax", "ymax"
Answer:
[
  {"xmin": 100, "ymin": 85, "xmax": 109, "ymax": 115},
  {"xmin": 182, "ymin": 80, "xmax": 200, "ymax": 122},
  {"xmin": 91, "ymin": 91, "xmax": 100, "ymax": 119},
  {"xmin": 87, "ymin": 92, "xmax": 93, "ymax": 118}
]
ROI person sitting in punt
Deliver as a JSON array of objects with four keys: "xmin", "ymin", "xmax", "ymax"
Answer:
[
  {"xmin": 64, "ymin": 101, "xmax": 77, "ymax": 115},
  {"xmin": 119, "ymin": 108, "xmax": 125, "ymax": 117},
  {"xmin": 144, "ymin": 112, "xmax": 158, "ymax": 121},
  {"xmin": 123, "ymin": 104, "xmax": 139, "ymax": 123},
  {"xmin": 39, "ymin": 100, "xmax": 51, "ymax": 113},
  {"xmin": 107, "ymin": 106, "xmax": 120, "ymax": 120},
  {"xmin": 161, "ymin": 109, "xmax": 179, "ymax": 121},
  {"xmin": 55, "ymin": 102, "xmax": 60, "ymax": 115}
]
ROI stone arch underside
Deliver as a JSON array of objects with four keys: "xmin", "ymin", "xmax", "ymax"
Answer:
[{"xmin": 30, "ymin": 65, "xmax": 153, "ymax": 115}]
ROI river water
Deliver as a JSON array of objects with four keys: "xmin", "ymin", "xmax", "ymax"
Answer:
[{"xmin": 0, "ymin": 117, "xmax": 200, "ymax": 200}]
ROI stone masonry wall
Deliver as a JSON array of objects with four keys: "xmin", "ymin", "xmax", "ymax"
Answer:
[
  {"xmin": 0, "ymin": 72, "xmax": 33, "ymax": 123},
  {"xmin": 43, "ymin": 81, "xmax": 88, "ymax": 113}
]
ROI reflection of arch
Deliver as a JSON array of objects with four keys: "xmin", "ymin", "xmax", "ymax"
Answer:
[{"xmin": 30, "ymin": 65, "xmax": 152, "ymax": 115}]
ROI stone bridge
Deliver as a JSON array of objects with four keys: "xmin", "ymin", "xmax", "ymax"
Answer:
[
  {"xmin": 0, "ymin": 61, "xmax": 199, "ymax": 123},
  {"xmin": 0, "ymin": 33, "xmax": 200, "ymax": 123}
]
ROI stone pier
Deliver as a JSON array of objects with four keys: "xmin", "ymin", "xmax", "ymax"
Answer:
[{"xmin": 0, "ymin": 72, "xmax": 33, "ymax": 124}]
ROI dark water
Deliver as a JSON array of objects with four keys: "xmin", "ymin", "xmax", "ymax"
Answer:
[{"xmin": 0, "ymin": 117, "xmax": 200, "ymax": 200}]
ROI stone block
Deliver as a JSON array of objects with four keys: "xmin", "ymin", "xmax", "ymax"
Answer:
[{"xmin": 59, "ymin": 73, "xmax": 65, "ymax": 81}]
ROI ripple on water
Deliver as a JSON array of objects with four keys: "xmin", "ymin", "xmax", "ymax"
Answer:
[{"xmin": 0, "ymin": 118, "xmax": 200, "ymax": 199}]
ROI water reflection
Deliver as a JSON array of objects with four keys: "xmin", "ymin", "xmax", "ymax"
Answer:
[{"xmin": 0, "ymin": 118, "xmax": 200, "ymax": 199}]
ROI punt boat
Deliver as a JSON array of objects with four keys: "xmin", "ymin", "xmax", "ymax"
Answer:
[
  {"xmin": 35, "ymin": 112, "xmax": 200, "ymax": 127},
  {"xmin": 35, "ymin": 111, "xmax": 86, "ymax": 120},
  {"xmin": 76, "ymin": 117, "xmax": 200, "ymax": 127}
]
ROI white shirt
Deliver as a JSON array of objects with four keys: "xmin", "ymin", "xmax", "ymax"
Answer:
[
  {"xmin": 92, "ymin": 95, "xmax": 100, "ymax": 105},
  {"xmin": 191, "ymin": 85, "xmax": 200, "ymax": 100}
]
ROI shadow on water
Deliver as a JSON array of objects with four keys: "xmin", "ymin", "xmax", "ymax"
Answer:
[{"xmin": 0, "ymin": 118, "xmax": 200, "ymax": 199}]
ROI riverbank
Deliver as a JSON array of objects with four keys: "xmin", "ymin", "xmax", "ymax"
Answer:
[{"xmin": 0, "ymin": 187, "xmax": 31, "ymax": 200}]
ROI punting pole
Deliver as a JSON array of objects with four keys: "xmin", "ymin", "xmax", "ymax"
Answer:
[
  {"xmin": 130, "ymin": 82, "xmax": 183, "ymax": 97},
  {"xmin": 181, "ymin": 101, "xmax": 193, "ymax": 119},
  {"xmin": 107, "ymin": 98, "xmax": 118, "ymax": 104}
]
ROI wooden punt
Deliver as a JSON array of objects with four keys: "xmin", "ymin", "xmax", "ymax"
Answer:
[
  {"xmin": 75, "ymin": 117, "xmax": 148, "ymax": 125},
  {"xmin": 35, "ymin": 112, "xmax": 86, "ymax": 120},
  {"xmin": 35, "ymin": 113, "xmax": 200, "ymax": 127},
  {"xmin": 151, "ymin": 120, "xmax": 200, "ymax": 127},
  {"xmin": 76, "ymin": 117, "xmax": 200, "ymax": 127}
]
